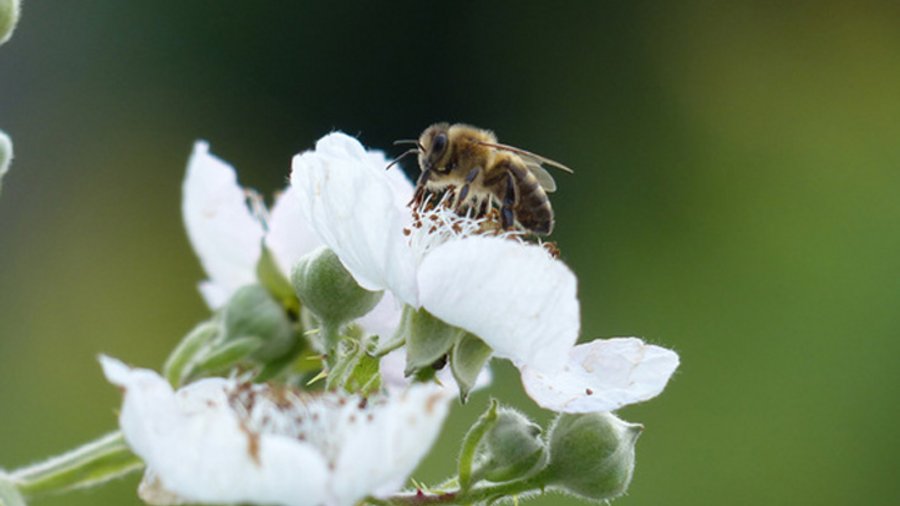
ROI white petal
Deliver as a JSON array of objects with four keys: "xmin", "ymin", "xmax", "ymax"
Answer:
[
  {"xmin": 418, "ymin": 237, "xmax": 579, "ymax": 372},
  {"xmin": 354, "ymin": 292, "xmax": 403, "ymax": 339},
  {"xmin": 330, "ymin": 382, "xmax": 454, "ymax": 502},
  {"xmin": 182, "ymin": 141, "xmax": 264, "ymax": 309},
  {"xmin": 265, "ymin": 185, "xmax": 323, "ymax": 278},
  {"xmin": 520, "ymin": 338, "xmax": 680, "ymax": 413},
  {"xmin": 101, "ymin": 356, "xmax": 331, "ymax": 506},
  {"xmin": 290, "ymin": 133, "xmax": 418, "ymax": 305}
]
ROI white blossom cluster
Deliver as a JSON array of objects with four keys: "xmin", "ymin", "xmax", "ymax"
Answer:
[{"xmin": 104, "ymin": 133, "xmax": 680, "ymax": 506}]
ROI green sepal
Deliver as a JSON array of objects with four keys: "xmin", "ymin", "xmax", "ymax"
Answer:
[
  {"xmin": 323, "ymin": 338, "xmax": 381, "ymax": 395},
  {"xmin": 450, "ymin": 333, "xmax": 492, "ymax": 403},
  {"xmin": 163, "ymin": 320, "xmax": 221, "ymax": 387},
  {"xmin": 403, "ymin": 308, "xmax": 464, "ymax": 376},
  {"xmin": 223, "ymin": 284, "xmax": 293, "ymax": 361},
  {"xmin": 191, "ymin": 336, "xmax": 263, "ymax": 376},
  {"xmin": 256, "ymin": 247, "xmax": 299, "ymax": 315},
  {"xmin": 458, "ymin": 399, "xmax": 500, "ymax": 491},
  {"xmin": 342, "ymin": 348, "xmax": 382, "ymax": 396},
  {"xmin": 371, "ymin": 305, "xmax": 412, "ymax": 357}
]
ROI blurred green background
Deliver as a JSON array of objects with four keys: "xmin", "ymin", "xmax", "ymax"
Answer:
[{"xmin": 1, "ymin": 2, "xmax": 899, "ymax": 505}]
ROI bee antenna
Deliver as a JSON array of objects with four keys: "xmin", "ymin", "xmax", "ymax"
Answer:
[
  {"xmin": 385, "ymin": 148, "xmax": 419, "ymax": 171},
  {"xmin": 394, "ymin": 139, "xmax": 426, "ymax": 152}
]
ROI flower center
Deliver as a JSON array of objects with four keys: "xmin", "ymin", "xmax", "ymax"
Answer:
[
  {"xmin": 404, "ymin": 194, "xmax": 562, "ymax": 260},
  {"xmin": 226, "ymin": 381, "xmax": 383, "ymax": 464}
]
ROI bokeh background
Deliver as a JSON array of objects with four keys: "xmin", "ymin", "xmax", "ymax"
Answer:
[{"xmin": 1, "ymin": 2, "xmax": 899, "ymax": 505}]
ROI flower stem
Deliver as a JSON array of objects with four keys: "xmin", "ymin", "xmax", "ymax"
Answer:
[
  {"xmin": 384, "ymin": 476, "xmax": 545, "ymax": 505},
  {"xmin": 10, "ymin": 431, "xmax": 142, "ymax": 497}
]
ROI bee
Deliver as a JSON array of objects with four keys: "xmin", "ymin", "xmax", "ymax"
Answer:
[{"xmin": 392, "ymin": 123, "xmax": 573, "ymax": 235}]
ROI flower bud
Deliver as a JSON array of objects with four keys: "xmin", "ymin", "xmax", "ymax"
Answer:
[
  {"xmin": 291, "ymin": 246, "xmax": 383, "ymax": 330},
  {"xmin": 0, "ymin": 0, "xmax": 20, "ymax": 45},
  {"xmin": 542, "ymin": 413, "xmax": 642, "ymax": 502},
  {"xmin": 223, "ymin": 284, "xmax": 294, "ymax": 361},
  {"xmin": 0, "ymin": 130, "xmax": 11, "ymax": 195},
  {"xmin": 475, "ymin": 408, "xmax": 547, "ymax": 484}
]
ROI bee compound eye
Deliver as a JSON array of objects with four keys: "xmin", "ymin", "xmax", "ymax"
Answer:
[{"xmin": 432, "ymin": 133, "xmax": 448, "ymax": 155}]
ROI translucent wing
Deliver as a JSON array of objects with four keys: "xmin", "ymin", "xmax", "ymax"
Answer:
[
  {"xmin": 476, "ymin": 141, "xmax": 574, "ymax": 174},
  {"xmin": 475, "ymin": 140, "xmax": 572, "ymax": 193},
  {"xmin": 524, "ymin": 159, "xmax": 557, "ymax": 193}
]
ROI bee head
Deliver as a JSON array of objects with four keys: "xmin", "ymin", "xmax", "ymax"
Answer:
[{"xmin": 418, "ymin": 123, "xmax": 453, "ymax": 174}]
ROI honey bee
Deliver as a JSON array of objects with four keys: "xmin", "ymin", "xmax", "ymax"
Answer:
[{"xmin": 393, "ymin": 123, "xmax": 573, "ymax": 235}]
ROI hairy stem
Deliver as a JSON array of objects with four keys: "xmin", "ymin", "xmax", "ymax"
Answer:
[
  {"xmin": 383, "ymin": 476, "xmax": 545, "ymax": 505},
  {"xmin": 10, "ymin": 431, "xmax": 142, "ymax": 497}
]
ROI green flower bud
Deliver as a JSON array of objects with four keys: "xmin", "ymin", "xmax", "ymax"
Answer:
[
  {"xmin": 0, "ymin": 130, "xmax": 12, "ymax": 196},
  {"xmin": 291, "ymin": 246, "xmax": 383, "ymax": 330},
  {"xmin": 0, "ymin": 0, "xmax": 20, "ymax": 46},
  {"xmin": 223, "ymin": 284, "xmax": 294, "ymax": 361},
  {"xmin": 402, "ymin": 307, "xmax": 464, "ymax": 376},
  {"xmin": 476, "ymin": 408, "xmax": 548, "ymax": 484},
  {"xmin": 542, "ymin": 413, "xmax": 642, "ymax": 502}
]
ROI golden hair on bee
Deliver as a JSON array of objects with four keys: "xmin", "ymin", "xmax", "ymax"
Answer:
[{"xmin": 404, "ymin": 123, "xmax": 572, "ymax": 236}]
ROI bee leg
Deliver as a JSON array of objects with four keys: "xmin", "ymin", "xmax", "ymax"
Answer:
[
  {"xmin": 501, "ymin": 172, "xmax": 517, "ymax": 230},
  {"xmin": 455, "ymin": 167, "xmax": 482, "ymax": 212}
]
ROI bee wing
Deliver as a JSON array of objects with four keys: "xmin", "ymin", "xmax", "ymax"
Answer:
[
  {"xmin": 524, "ymin": 159, "xmax": 558, "ymax": 193},
  {"xmin": 476, "ymin": 140, "xmax": 572, "ymax": 193},
  {"xmin": 477, "ymin": 141, "xmax": 575, "ymax": 174}
]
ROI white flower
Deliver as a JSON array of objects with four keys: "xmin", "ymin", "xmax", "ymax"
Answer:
[
  {"xmin": 290, "ymin": 133, "xmax": 680, "ymax": 412},
  {"xmin": 181, "ymin": 140, "xmax": 402, "ymax": 334},
  {"xmin": 290, "ymin": 133, "xmax": 578, "ymax": 373},
  {"xmin": 520, "ymin": 337, "xmax": 680, "ymax": 413},
  {"xmin": 183, "ymin": 141, "xmax": 316, "ymax": 308},
  {"xmin": 101, "ymin": 355, "xmax": 453, "ymax": 506}
]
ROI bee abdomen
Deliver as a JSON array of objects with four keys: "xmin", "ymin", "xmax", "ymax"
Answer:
[{"xmin": 509, "ymin": 164, "xmax": 554, "ymax": 235}]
